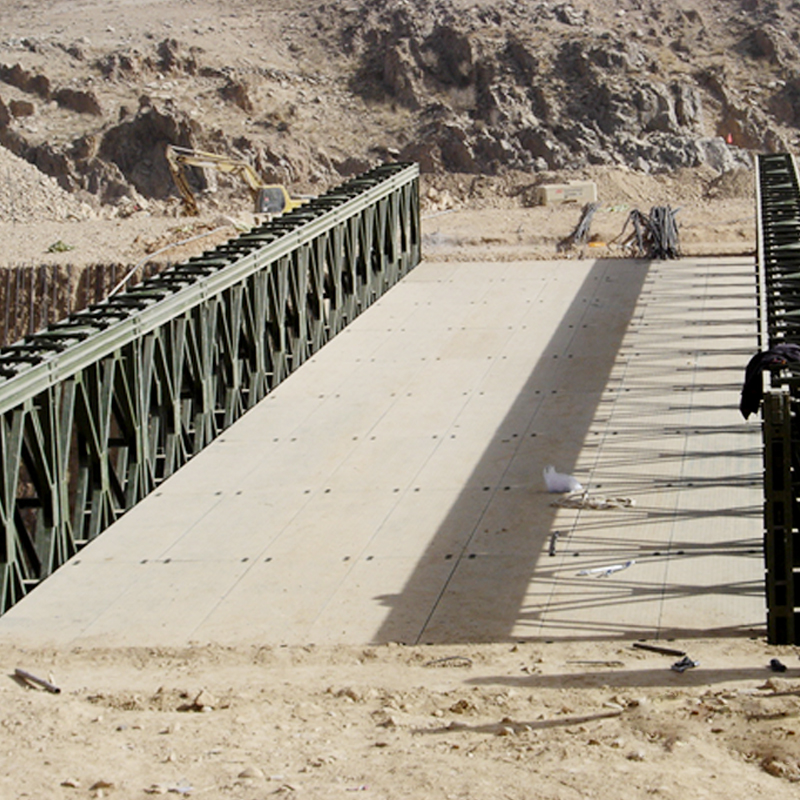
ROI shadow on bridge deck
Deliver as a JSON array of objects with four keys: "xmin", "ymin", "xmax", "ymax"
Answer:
[
  {"xmin": 0, "ymin": 256, "xmax": 764, "ymax": 647},
  {"xmin": 374, "ymin": 257, "xmax": 762, "ymax": 644}
]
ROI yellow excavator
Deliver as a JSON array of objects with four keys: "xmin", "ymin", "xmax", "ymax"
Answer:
[{"xmin": 165, "ymin": 144, "xmax": 307, "ymax": 217}]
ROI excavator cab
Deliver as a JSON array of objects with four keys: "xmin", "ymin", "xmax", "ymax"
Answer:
[{"xmin": 257, "ymin": 186, "xmax": 292, "ymax": 215}]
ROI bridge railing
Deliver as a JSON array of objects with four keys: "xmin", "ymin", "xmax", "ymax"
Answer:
[
  {"xmin": 0, "ymin": 162, "xmax": 420, "ymax": 614},
  {"xmin": 756, "ymin": 153, "xmax": 800, "ymax": 644}
]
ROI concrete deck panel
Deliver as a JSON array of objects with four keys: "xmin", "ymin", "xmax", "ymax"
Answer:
[{"xmin": 0, "ymin": 256, "xmax": 764, "ymax": 647}]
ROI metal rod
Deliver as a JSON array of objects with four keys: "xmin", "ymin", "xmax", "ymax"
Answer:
[
  {"xmin": 14, "ymin": 667, "xmax": 61, "ymax": 693},
  {"xmin": 632, "ymin": 642, "xmax": 686, "ymax": 657}
]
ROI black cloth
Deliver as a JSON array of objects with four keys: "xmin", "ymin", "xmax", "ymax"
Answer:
[{"xmin": 740, "ymin": 343, "xmax": 800, "ymax": 419}]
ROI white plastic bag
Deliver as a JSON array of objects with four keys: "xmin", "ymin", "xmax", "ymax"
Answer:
[{"xmin": 543, "ymin": 465, "xmax": 583, "ymax": 494}]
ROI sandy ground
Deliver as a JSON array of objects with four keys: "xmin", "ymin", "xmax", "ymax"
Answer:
[
  {"xmin": 0, "ymin": 213, "xmax": 251, "ymax": 270},
  {"xmin": 0, "ymin": 192, "xmax": 756, "ymax": 271},
  {"xmin": 420, "ymin": 198, "xmax": 755, "ymax": 263},
  {"xmin": 0, "ymin": 140, "xmax": 758, "ymax": 269},
  {"xmin": 2, "ymin": 638, "xmax": 800, "ymax": 799}
]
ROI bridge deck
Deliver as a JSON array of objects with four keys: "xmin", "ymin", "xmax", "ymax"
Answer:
[{"xmin": 0, "ymin": 256, "xmax": 764, "ymax": 647}]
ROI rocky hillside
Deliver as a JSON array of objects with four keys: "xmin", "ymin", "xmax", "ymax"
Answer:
[{"xmin": 0, "ymin": 0, "xmax": 794, "ymax": 212}]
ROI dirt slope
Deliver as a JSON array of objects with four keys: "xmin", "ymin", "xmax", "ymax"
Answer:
[{"xmin": 0, "ymin": 0, "xmax": 776, "ymax": 265}]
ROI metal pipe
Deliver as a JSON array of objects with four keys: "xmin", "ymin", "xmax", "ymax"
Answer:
[{"xmin": 14, "ymin": 667, "xmax": 61, "ymax": 693}]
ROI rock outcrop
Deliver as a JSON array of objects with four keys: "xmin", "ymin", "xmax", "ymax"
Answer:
[{"xmin": 3, "ymin": 0, "xmax": 800, "ymax": 207}]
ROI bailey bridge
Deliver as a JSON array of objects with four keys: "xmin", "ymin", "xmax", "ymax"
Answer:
[{"xmin": 0, "ymin": 157, "xmax": 795, "ymax": 647}]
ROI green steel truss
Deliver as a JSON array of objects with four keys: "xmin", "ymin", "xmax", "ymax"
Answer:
[
  {"xmin": 756, "ymin": 153, "xmax": 800, "ymax": 643},
  {"xmin": 0, "ymin": 162, "xmax": 420, "ymax": 614}
]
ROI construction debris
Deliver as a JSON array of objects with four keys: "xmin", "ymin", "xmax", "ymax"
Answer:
[
  {"xmin": 577, "ymin": 560, "xmax": 636, "ymax": 578},
  {"xmin": 612, "ymin": 206, "xmax": 681, "ymax": 259},
  {"xmin": 551, "ymin": 494, "xmax": 635, "ymax": 510},
  {"xmin": 557, "ymin": 201, "xmax": 601, "ymax": 250},
  {"xmin": 671, "ymin": 656, "xmax": 700, "ymax": 673},
  {"xmin": 543, "ymin": 465, "xmax": 583, "ymax": 493},
  {"xmin": 632, "ymin": 643, "xmax": 687, "ymax": 657},
  {"xmin": 14, "ymin": 667, "xmax": 61, "ymax": 694}
]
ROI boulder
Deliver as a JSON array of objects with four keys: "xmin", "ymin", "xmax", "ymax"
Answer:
[
  {"xmin": 437, "ymin": 124, "xmax": 478, "ymax": 172},
  {"xmin": 0, "ymin": 63, "xmax": 50, "ymax": 98},
  {"xmin": 751, "ymin": 27, "xmax": 779, "ymax": 61},
  {"xmin": 768, "ymin": 73, "xmax": 800, "ymax": 126},
  {"xmin": 554, "ymin": 4, "xmax": 588, "ymax": 26},
  {"xmin": 219, "ymin": 78, "xmax": 254, "ymax": 114},
  {"xmin": 587, "ymin": 40, "xmax": 648, "ymax": 73},
  {"xmin": 69, "ymin": 133, "xmax": 100, "ymax": 161},
  {"xmin": 28, "ymin": 142, "xmax": 78, "ymax": 191},
  {"xmin": 637, "ymin": 83, "xmax": 679, "ymax": 134},
  {"xmin": 63, "ymin": 41, "xmax": 88, "ymax": 61},
  {"xmin": 505, "ymin": 35, "xmax": 539, "ymax": 83},
  {"xmin": 695, "ymin": 138, "xmax": 736, "ymax": 172},
  {"xmin": 80, "ymin": 157, "xmax": 133, "ymax": 202},
  {"xmin": 9, "ymin": 99, "xmax": 35, "ymax": 118},
  {"xmin": 674, "ymin": 83, "xmax": 703, "ymax": 129},
  {"xmin": 98, "ymin": 103, "xmax": 200, "ymax": 198},
  {"xmin": 54, "ymin": 88, "xmax": 102, "ymax": 116},
  {"xmin": 398, "ymin": 140, "xmax": 442, "ymax": 173},
  {"xmin": 423, "ymin": 26, "xmax": 475, "ymax": 88},
  {"xmin": 383, "ymin": 41, "xmax": 422, "ymax": 109},
  {"xmin": 473, "ymin": 131, "xmax": 513, "ymax": 172},
  {"xmin": 157, "ymin": 38, "xmax": 198, "ymax": 74},
  {"xmin": 718, "ymin": 103, "xmax": 768, "ymax": 150},
  {"xmin": 335, "ymin": 156, "xmax": 372, "ymax": 177},
  {"xmin": 516, "ymin": 127, "xmax": 563, "ymax": 169},
  {"xmin": 95, "ymin": 49, "xmax": 148, "ymax": 79},
  {"xmin": 584, "ymin": 82, "xmax": 637, "ymax": 136}
]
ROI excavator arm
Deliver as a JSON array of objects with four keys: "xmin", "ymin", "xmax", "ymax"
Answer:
[
  {"xmin": 165, "ymin": 144, "xmax": 201, "ymax": 216},
  {"xmin": 165, "ymin": 145, "xmax": 304, "ymax": 216}
]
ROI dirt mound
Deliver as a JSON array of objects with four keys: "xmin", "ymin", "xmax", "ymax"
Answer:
[
  {"xmin": 0, "ymin": 145, "xmax": 94, "ymax": 223},
  {"xmin": 706, "ymin": 167, "xmax": 757, "ymax": 200}
]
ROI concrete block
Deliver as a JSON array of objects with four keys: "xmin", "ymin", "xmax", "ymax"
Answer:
[{"xmin": 535, "ymin": 181, "xmax": 597, "ymax": 205}]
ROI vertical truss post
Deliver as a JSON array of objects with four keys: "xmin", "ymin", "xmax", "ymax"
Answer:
[
  {"xmin": 762, "ymin": 388, "xmax": 798, "ymax": 643},
  {"xmin": 757, "ymin": 153, "xmax": 800, "ymax": 643}
]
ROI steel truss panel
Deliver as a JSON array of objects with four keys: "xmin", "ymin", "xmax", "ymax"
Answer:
[
  {"xmin": 0, "ymin": 162, "xmax": 420, "ymax": 614},
  {"xmin": 756, "ymin": 153, "xmax": 800, "ymax": 643}
]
